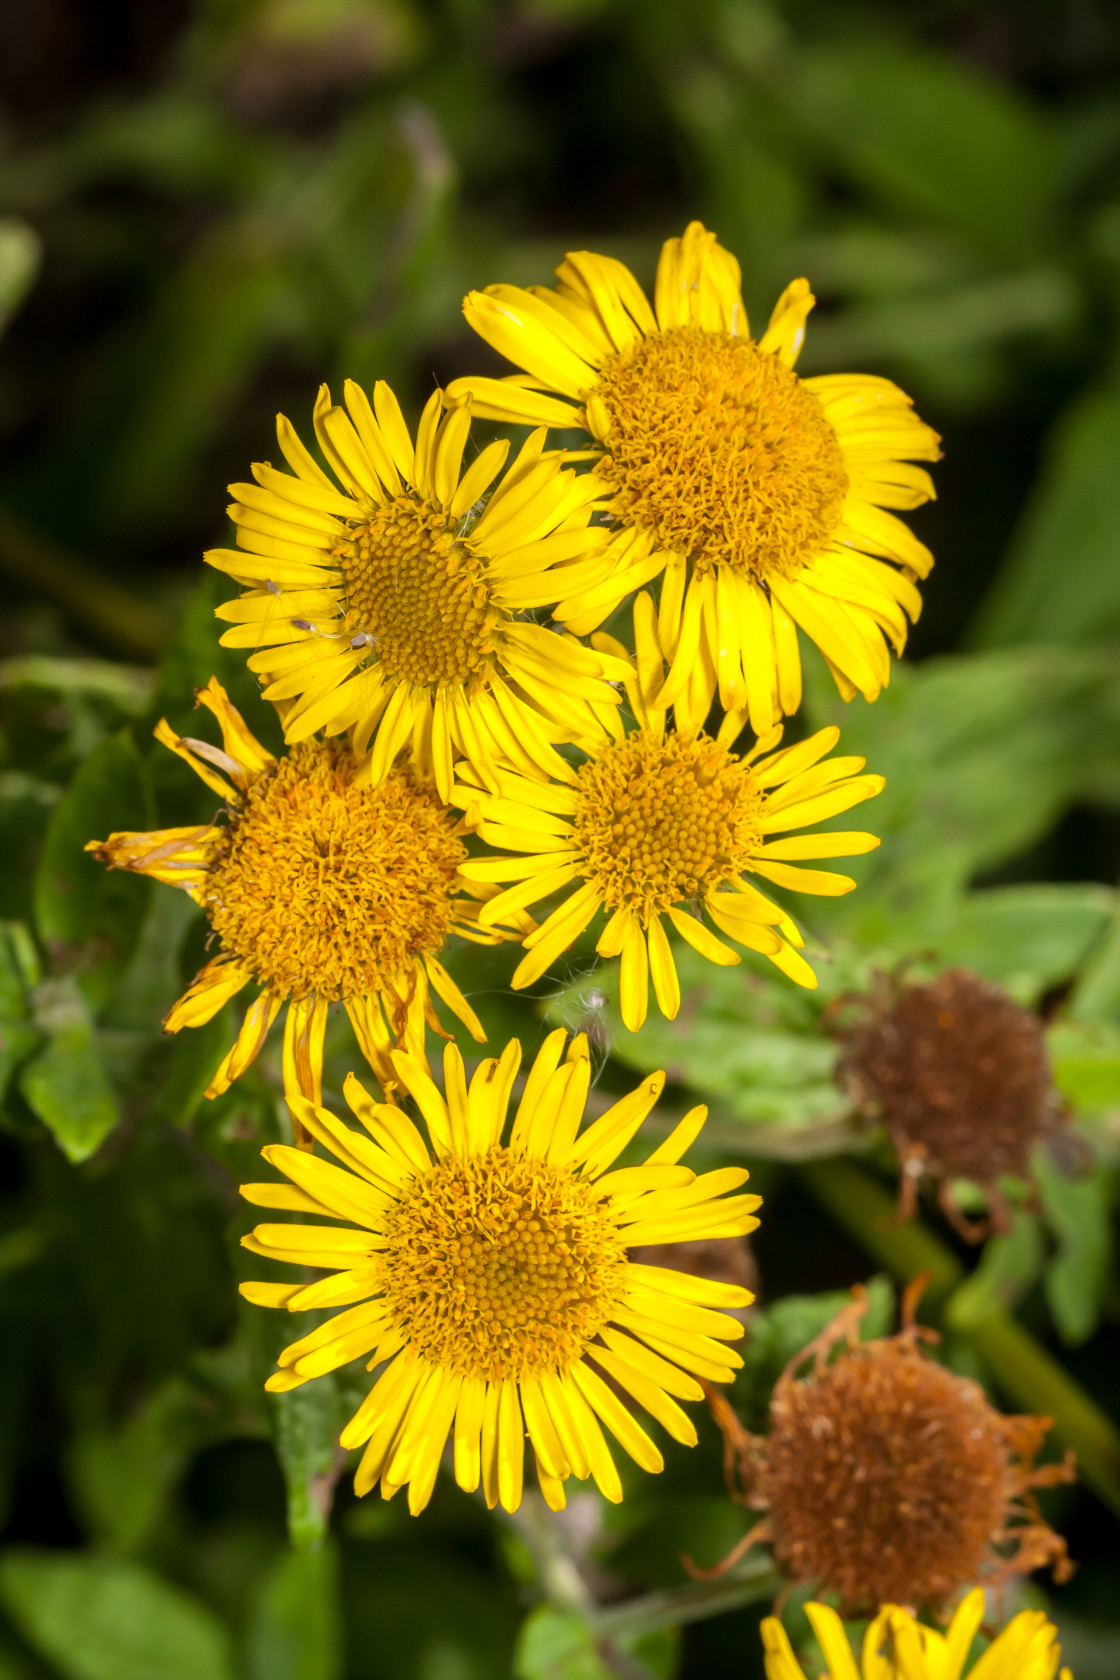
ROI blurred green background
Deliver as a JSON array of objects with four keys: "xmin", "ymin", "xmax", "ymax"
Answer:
[{"xmin": 2, "ymin": 1, "xmax": 1120, "ymax": 1677}]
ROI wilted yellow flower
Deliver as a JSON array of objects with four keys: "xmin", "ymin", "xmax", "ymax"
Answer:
[
  {"xmin": 240, "ymin": 1030, "xmax": 759, "ymax": 1514},
  {"xmin": 450, "ymin": 221, "xmax": 939, "ymax": 736},
  {"xmin": 455, "ymin": 592, "xmax": 883, "ymax": 1030},
  {"xmin": 87, "ymin": 679, "xmax": 523, "ymax": 1108},
  {"xmin": 761, "ymin": 1590, "xmax": 1071, "ymax": 1680},
  {"xmin": 207, "ymin": 382, "xmax": 631, "ymax": 801}
]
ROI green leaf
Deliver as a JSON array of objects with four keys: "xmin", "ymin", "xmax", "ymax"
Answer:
[
  {"xmin": 793, "ymin": 41, "xmax": 1057, "ymax": 258},
  {"xmin": 515, "ymin": 1608, "xmax": 611, "ymax": 1680},
  {"xmin": 0, "ymin": 1550, "xmax": 235, "ymax": 1680},
  {"xmin": 1034, "ymin": 1145, "xmax": 1113, "ymax": 1345},
  {"xmin": 67, "ymin": 1375, "xmax": 241, "ymax": 1554},
  {"xmin": 0, "ymin": 217, "xmax": 40, "ymax": 335},
  {"xmin": 19, "ymin": 976, "xmax": 120, "ymax": 1163},
  {"xmin": 935, "ymin": 884, "xmax": 1116, "ymax": 1003},
  {"xmin": 945, "ymin": 1209, "xmax": 1045, "ymax": 1331},
  {"xmin": 1048, "ymin": 1021, "xmax": 1120, "ymax": 1115},
  {"xmin": 973, "ymin": 390, "xmax": 1120, "ymax": 648},
  {"xmin": 33, "ymin": 731, "xmax": 153, "ymax": 1009},
  {"xmin": 803, "ymin": 646, "xmax": 1120, "ymax": 941},
  {"xmin": 1068, "ymin": 898, "xmax": 1120, "ymax": 1025},
  {"xmin": 272, "ymin": 1374, "xmax": 343, "ymax": 1550},
  {"xmin": 247, "ymin": 1543, "xmax": 343, "ymax": 1680},
  {"xmin": 0, "ymin": 922, "xmax": 41, "ymax": 1096},
  {"xmin": 547, "ymin": 942, "xmax": 846, "ymax": 1134}
]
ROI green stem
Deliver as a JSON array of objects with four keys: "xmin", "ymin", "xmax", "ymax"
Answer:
[
  {"xmin": 592, "ymin": 1561, "xmax": 781, "ymax": 1641},
  {"xmin": 799, "ymin": 1158, "xmax": 1120, "ymax": 1517}
]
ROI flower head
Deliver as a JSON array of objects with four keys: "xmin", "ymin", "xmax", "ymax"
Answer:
[
  {"xmin": 87, "ymin": 679, "xmax": 522, "ymax": 1109},
  {"xmin": 208, "ymin": 382, "xmax": 632, "ymax": 801},
  {"xmin": 761, "ymin": 1589, "xmax": 1072, "ymax": 1680},
  {"xmin": 240, "ymin": 1029, "xmax": 760, "ymax": 1514},
  {"xmin": 831, "ymin": 968, "xmax": 1064, "ymax": 1239},
  {"xmin": 455, "ymin": 592, "xmax": 883, "ymax": 1029},
  {"xmin": 450, "ymin": 221, "xmax": 939, "ymax": 736},
  {"xmin": 703, "ymin": 1288, "xmax": 1073, "ymax": 1616}
]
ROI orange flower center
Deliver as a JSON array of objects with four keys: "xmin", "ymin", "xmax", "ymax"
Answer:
[
  {"xmin": 338, "ymin": 496, "xmax": 501, "ymax": 688},
  {"xmin": 203, "ymin": 742, "xmax": 464, "ymax": 999},
  {"xmin": 572, "ymin": 731, "xmax": 765, "ymax": 922},
  {"xmin": 591, "ymin": 326, "xmax": 847, "ymax": 579},
  {"xmin": 377, "ymin": 1146, "xmax": 626, "ymax": 1381}
]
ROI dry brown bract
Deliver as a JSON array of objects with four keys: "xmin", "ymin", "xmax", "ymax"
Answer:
[
  {"xmin": 690, "ymin": 1284, "xmax": 1074, "ymax": 1616},
  {"xmin": 830, "ymin": 967, "xmax": 1064, "ymax": 1239}
]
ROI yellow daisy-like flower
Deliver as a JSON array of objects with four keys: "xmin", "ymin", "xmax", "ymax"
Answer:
[
  {"xmin": 207, "ymin": 382, "xmax": 632, "ymax": 801},
  {"xmin": 454, "ymin": 592, "xmax": 883, "ymax": 1031},
  {"xmin": 87, "ymin": 679, "xmax": 523, "ymax": 1109},
  {"xmin": 240, "ymin": 1029, "xmax": 759, "ymax": 1515},
  {"xmin": 449, "ymin": 220, "xmax": 939, "ymax": 736},
  {"xmin": 761, "ymin": 1589, "xmax": 1071, "ymax": 1680}
]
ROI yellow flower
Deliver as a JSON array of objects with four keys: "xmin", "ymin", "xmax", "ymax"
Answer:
[
  {"xmin": 87, "ymin": 679, "xmax": 523, "ymax": 1109},
  {"xmin": 240, "ymin": 1029, "xmax": 759, "ymax": 1515},
  {"xmin": 454, "ymin": 592, "xmax": 883, "ymax": 1031},
  {"xmin": 207, "ymin": 382, "xmax": 632, "ymax": 801},
  {"xmin": 761, "ymin": 1589, "xmax": 1072, "ymax": 1680},
  {"xmin": 449, "ymin": 220, "xmax": 939, "ymax": 736}
]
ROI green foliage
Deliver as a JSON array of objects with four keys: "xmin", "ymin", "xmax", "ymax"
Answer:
[
  {"xmin": 32, "ymin": 733, "xmax": 153, "ymax": 1009},
  {"xmin": 18, "ymin": 976, "xmax": 119, "ymax": 1164},
  {"xmin": 246, "ymin": 1545, "xmax": 343, "ymax": 1680},
  {"xmin": 792, "ymin": 40, "xmax": 1058, "ymax": 258},
  {"xmin": 943, "ymin": 1209, "xmax": 1046, "ymax": 1330},
  {"xmin": 0, "ymin": 1551, "xmax": 235, "ymax": 1680},
  {"xmin": 1034, "ymin": 1147, "xmax": 1114, "ymax": 1346},
  {"xmin": 515, "ymin": 1609, "xmax": 612, "ymax": 1680},
  {"xmin": 974, "ymin": 391, "xmax": 1120, "ymax": 648},
  {"xmin": 0, "ymin": 924, "xmax": 41, "ymax": 1096}
]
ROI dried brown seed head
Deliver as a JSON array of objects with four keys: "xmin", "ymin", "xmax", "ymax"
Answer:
[
  {"xmin": 736, "ymin": 1291, "xmax": 1074, "ymax": 1615},
  {"xmin": 831, "ymin": 968, "xmax": 1063, "ymax": 1236}
]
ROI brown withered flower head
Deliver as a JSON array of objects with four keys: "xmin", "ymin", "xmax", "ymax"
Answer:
[
  {"xmin": 692, "ymin": 1283, "xmax": 1074, "ymax": 1616},
  {"xmin": 830, "ymin": 967, "xmax": 1064, "ymax": 1239}
]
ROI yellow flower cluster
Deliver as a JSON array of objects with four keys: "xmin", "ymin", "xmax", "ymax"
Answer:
[
  {"xmin": 89, "ymin": 220, "xmax": 915, "ymax": 1098},
  {"xmin": 79, "ymin": 215, "xmax": 1075, "ymax": 1680},
  {"xmin": 82, "ymin": 218, "xmax": 924, "ymax": 1510}
]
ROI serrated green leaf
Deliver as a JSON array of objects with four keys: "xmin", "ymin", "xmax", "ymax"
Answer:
[
  {"xmin": 19, "ymin": 976, "xmax": 119, "ymax": 1162},
  {"xmin": 33, "ymin": 731, "xmax": 153, "ymax": 1009},
  {"xmin": 0, "ymin": 1550, "xmax": 235, "ymax": 1680},
  {"xmin": 1034, "ymin": 1145, "xmax": 1113, "ymax": 1345},
  {"xmin": 247, "ymin": 1543, "xmax": 342, "ymax": 1680}
]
